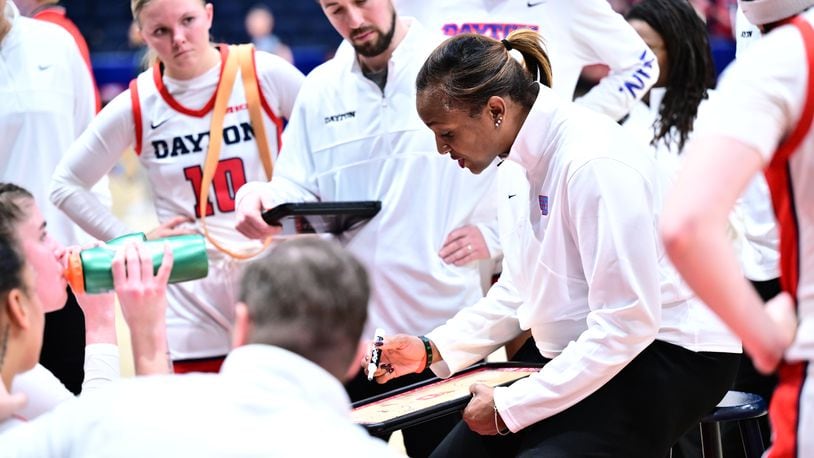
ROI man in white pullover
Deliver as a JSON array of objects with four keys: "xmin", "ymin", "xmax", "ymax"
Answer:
[{"xmin": 235, "ymin": 0, "xmax": 499, "ymax": 455}]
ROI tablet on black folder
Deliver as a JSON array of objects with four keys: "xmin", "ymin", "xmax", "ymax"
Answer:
[{"xmin": 261, "ymin": 201, "xmax": 381, "ymax": 235}]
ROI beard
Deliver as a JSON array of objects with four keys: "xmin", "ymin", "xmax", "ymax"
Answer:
[{"xmin": 350, "ymin": 9, "xmax": 397, "ymax": 58}]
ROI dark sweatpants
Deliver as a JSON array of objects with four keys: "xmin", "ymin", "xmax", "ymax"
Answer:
[{"xmin": 430, "ymin": 340, "xmax": 739, "ymax": 458}]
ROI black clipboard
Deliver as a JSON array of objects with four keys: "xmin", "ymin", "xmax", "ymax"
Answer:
[
  {"xmin": 351, "ymin": 362, "xmax": 544, "ymax": 435},
  {"xmin": 261, "ymin": 201, "xmax": 381, "ymax": 235}
]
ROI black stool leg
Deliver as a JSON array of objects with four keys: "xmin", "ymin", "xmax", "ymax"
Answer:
[
  {"xmin": 700, "ymin": 422, "xmax": 723, "ymax": 458},
  {"xmin": 739, "ymin": 418, "xmax": 765, "ymax": 458}
]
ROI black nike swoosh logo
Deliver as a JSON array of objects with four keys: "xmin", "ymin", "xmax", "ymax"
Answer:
[
  {"xmin": 150, "ymin": 119, "xmax": 168, "ymax": 129},
  {"xmin": 527, "ymin": 0, "xmax": 544, "ymax": 6},
  {"xmin": 37, "ymin": 64, "xmax": 52, "ymax": 71},
  {"xmin": 508, "ymin": 194, "xmax": 517, "ymax": 199}
]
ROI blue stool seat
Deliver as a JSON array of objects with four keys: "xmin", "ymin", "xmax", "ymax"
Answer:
[{"xmin": 700, "ymin": 391, "xmax": 768, "ymax": 458}]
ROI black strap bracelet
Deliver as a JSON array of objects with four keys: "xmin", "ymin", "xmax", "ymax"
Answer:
[{"xmin": 419, "ymin": 335, "xmax": 433, "ymax": 371}]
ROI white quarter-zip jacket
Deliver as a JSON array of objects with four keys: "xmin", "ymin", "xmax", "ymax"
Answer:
[
  {"xmin": 428, "ymin": 86, "xmax": 739, "ymax": 432},
  {"xmin": 236, "ymin": 20, "xmax": 498, "ymax": 337},
  {"xmin": 0, "ymin": 0, "xmax": 102, "ymax": 247}
]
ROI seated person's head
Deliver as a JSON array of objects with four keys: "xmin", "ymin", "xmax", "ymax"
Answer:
[
  {"xmin": 0, "ymin": 232, "xmax": 44, "ymax": 389},
  {"xmin": 415, "ymin": 30, "xmax": 553, "ymax": 175},
  {"xmin": 0, "ymin": 183, "xmax": 67, "ymax": 313},
  {"xmin": 233, "ymin": 237, "xmax": 369, "ymax": 380}
]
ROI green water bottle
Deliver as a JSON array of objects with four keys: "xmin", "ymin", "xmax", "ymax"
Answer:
[{"xmin": 65, "ymin": 232, "xmax": 209, "ymax": 294}]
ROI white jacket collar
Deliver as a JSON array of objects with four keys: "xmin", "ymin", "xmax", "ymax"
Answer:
[
  {"xmin": 221, "ymin": 344, "xmax": 352, "ymax": 417},
  {"xmin": 507, "ymin": 84, "xmax": 565, "ymax": 173}
]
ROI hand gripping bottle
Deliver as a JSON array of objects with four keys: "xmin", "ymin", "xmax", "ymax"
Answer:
[{"xmin": 65, "ymin": 232, "xmax": 209, "ymax": 294}]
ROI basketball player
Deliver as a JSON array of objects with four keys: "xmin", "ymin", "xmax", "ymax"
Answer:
[
  {"xmin": 50, "ymin": 0, "xmax": 305, "ymax": 373},
  {"xmin": 663, "ymin": 1, "xmax": 814, "ymax": 456},
  {"xmin": 0, "ymin": 0, "xmax": 104, "ymax": 394},
  {"xmin": 0, "ymin": 183, "xmax": 173, "ymax": 429}
]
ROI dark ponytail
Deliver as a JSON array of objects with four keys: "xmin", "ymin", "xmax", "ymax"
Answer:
[{"xmin": 416, "ymin": 29, "xmax": 552, "ymax": 115}]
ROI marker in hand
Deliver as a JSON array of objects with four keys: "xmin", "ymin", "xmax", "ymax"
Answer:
[{"xmin": 367, "ymin": 328, "xmax": 385, "ymax": 382}]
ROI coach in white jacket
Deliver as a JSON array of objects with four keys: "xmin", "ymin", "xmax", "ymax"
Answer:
[
  {"xmin": 234, "ymin": 1, "xmax": 497, "ymax": 456},
  {"xmin": 371, "ymin": 30, "xmax": 740, "ymax": 457}
]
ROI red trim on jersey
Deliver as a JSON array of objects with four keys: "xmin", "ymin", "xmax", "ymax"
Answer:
[
  {"xmin": 129, "ymin": 79, "xmax": 143, "ymax": 156},
  {"xmin": 172, "ymin": 356, "xmax": 225, "ymax": 374},
  {"xmin": 152, "ymin": 45, "xmax": 230, "ymax": 118},
  {"xmin": 762, "ymin": 17, "xmax": 814, "ymax": 458},
  {"xmin": 34, "ymin": 7, "xmax": 101, "ymax": 113},
  {"xmin": 765, "ymin": 15, "xmax": 814, "ymax": 299},
  {"xmin": 767, "ymin": 362, "xmax": 808, "ymax": 458},
  {"xmin": 251, "ymin": 48, "xmax": 284, "ymax": 151}
]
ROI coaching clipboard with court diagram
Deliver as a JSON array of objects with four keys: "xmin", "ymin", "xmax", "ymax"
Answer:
[{"xmin": 351, "ymin": 362, "xmax": 544, "ymax": 434}]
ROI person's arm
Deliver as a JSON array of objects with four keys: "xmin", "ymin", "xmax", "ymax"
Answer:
[
  {"xmin": 235, "ymin": 87, "xmax": 322, "ymax": 239},
  {"xmin": 72, "ymin": 286, "xmax": 120, "ymax": 395},
  {"xmin": 426, "ymin": 268, "xmax": 524, "ymax": 376},
  {"xmin": 372, "ymin": 268, "xmax": 524, "ymax": 383},
  {"xmin": 662, "ymin": 24, "xmax": 805, "ymax": 373},
  {"xmin": 80, "ymin": 345, "xmax": 120, "ymax": 395},
  {"xmin": 662, "ymin": 136, "xmax": 795, "ymax": 373},
  {"xmin": 569, "ymin": 0, "xmax": 659, "ymax": 120},
  {"xmin": 49, "ymin": 91, "xmax": 136, "ymax": 240},
  {"xmin": 113, "ymin": 241, "xmax": 174, "ymax": 375},
  {"xmin": 492, "ymin": 159, "xmax": 661, "ymax": 433}
]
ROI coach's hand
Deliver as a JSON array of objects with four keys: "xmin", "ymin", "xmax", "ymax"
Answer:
[
  {"xmin": 440, "ymin": 225, "xmax": 489, "ymax": 266},
  {"xmin": 365, "ymin": 334, "xmax": 427, "ymax": 383},
  {"xmin": 464, "ymin": 384, "xmax": 508, "ymax": 435},
  {"xmin": 235, "ymin": 188, "xmax": 282, "ymax": 240}
]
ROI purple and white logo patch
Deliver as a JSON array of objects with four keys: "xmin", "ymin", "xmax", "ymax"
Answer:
[{"xmin": 538, "ymin": 195, "xmax": 549, "ymax": 215}]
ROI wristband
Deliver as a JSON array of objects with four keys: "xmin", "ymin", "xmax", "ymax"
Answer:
[{"xmin": 419, "ymin": 335, "xmax": 433, "ymax": 371}]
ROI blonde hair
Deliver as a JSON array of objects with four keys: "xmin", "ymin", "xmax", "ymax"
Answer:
[{"xmin": 131, "ymin": 0, "xmax": 206, "ymax": 23}]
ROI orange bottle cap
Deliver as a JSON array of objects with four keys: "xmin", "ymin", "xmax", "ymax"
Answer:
[{"xmin": 64, "ymin": 250, "xmax": 85, "ymax": 295}]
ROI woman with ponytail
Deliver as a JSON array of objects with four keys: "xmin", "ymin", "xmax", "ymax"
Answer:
[{"xmin": 371, "ymin": 29, "xmax": 740, "ymax": 457}]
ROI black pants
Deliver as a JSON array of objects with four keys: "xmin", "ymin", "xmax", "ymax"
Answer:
[
  {"xmin": 39, "ymin": 287, "xmax": 85, "ymax": 395},
  {"xmin": 430, "ymin": 340, "xmax": 740, "ymax": 458},
  {"xmin": 346, "ymin": 368, "xmax": 461, "ymax": 458}
]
